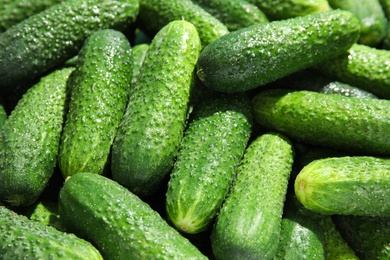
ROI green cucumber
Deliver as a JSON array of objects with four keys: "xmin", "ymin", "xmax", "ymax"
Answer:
[
  {"xmin": 191, "ymin": 0, "xmax": 269, "ymax": 31},
  {"xmin": 294, "ymin": 156, "xmax": 390, "ymax": 217},
  {"xmin": 131, "ymin": 43, "xmax": 149, "ymax": 87},
  {"xmin": 211, "ymin": 132, "xmax": 294, "ymax": 260},
  {"xmin": 59, "ymin": 172, "xmax": 207, "ymax": 259},
  {"xmin": 252, "ymin": 89, "xmax": 390, "ymax": 156},
  {"xmin": 136, "ymin": 0, "xmax": 229, "ymax": 48},
  {"xmin": 58, "ymin": 29, "xmax": 132, "ymax": 178},
  {"xmin": 0, "ymin": 0, "xmax": 138, "ymax": 90},
  {"xmin": 196, "ymin": 10, "xmax": 361, "ymax": 93},
  {"xmin": 0, "ymin": 205, "xmax": 103, "ymax": 259},
  {"xmin": 0, "ymin": 67, "xmax": 74, "ymax": 207},
  {"xmin": 166, "ymin": 94, "xmax": 253, "ymax": 234},
  {"xmin": 111, "ymin": 20, "xmax": 202, "ymax": 198},
  {"xmin": 380, "ymin": 0, "xmax": 390, "ymax": 49}
]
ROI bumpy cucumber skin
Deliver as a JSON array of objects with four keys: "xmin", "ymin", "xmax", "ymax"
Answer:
[
  {"xmin": 0, "ymin": 67, "xmax": 74, "ymax": 207},
  {"xmin": 59, "ymin": 172, "xmax": 207, "ymax": 260},
  {"xmin": 0, "ymin": 0, "xmax": 138, "ymax": 90},
  {"xmin": 58, "ymin": 29, "xmax": 132, "ymax": 178},
  {"xmin": 211, "ymin": 132, "xmax": 294, "ymax": 260},
  {"xmin": 191, "ymin": 0, "xmax": 269, "ymax": 31},
  {"xmin": 111, "ymin": 20, "xmax": 202, "ymax": 198},
  {"xmin": 0, "ymin": 205, "xmax": 103, "ymax": 259},
  {"xmin": 252, "ymin": 89, "xmax": 390, "ymax": 156},
  {"xmin": 131, "ymin": 43, "xmax": 149, "ymax": 87},
  {"xmin": 137, "ymin": 0, "xmax": 229, "ymax": 48},
  {"xmin": 295, "ymin": 156, "xmax": 390, "ymax": 217},
  {"xmin": 166, "ymin": 94, "xmax": 253, "ymax": 234},
  {"xmin": 196, "ymin": 10, "xmax": 361, "ymax": 93}
]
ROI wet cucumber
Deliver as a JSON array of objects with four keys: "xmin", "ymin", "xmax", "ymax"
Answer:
[{"xmin": 131, "ymin": 43, "xmax": 149, "ymax": 87}]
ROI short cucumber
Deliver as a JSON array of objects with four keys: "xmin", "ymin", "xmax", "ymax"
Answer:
[
  {"xmin": 196, "ymin": 10, "xmax": 361, "ymax": 93},
  {"xmin": 111, "ymin": 20, "xmax": 202, "ymax": 198},
  {"xmin": 58, "ymin": 29, "xmax": 132, "ymax": 178},
  {"xmin": 58, "ymin": 172, "xmax": 208, "ymax": 259},
  {"xmin": 211, "ymin": 132, "xmax": 294, "ymax": 260},
  {"xmin": 165, "ymin": 94, "xmax": 253, "ymax": 234},
  {"xmin": 0, "ymin": 67, "xmax": 74, "ymax": 207},
  {"xmin": 294, "ymin": 156, "xmax": 390, "ymax": 217},
  {"xmin": 131, "ymin": 43, "xmax": 149, "ymax": 87}
]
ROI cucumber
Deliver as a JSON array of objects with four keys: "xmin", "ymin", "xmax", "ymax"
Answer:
[
  {"xmin": 252, "ymin": 89, "xmax": 390, "ymax": 156},
  {"xmin": 0, "ymin": 0, "xmax": 139, "ymax": 90},
  {"xmin": 58, "ymin": 29, "xmax": 132, "ymax": 178},
  {"xmin": 166, "ymin": 94, "xmax": 253, "ymax": 234},
  {"xmin": 380, "ymin": 0, "xmax": 390, "ymax": 49},
  {"xmin": 58, "ymin": 172, "xmax": 208, "ymax": 259},
  {"xmin": 196, "ymin": 10, "xmax": 361, "ymax": 93},
  {"xmin": 0, "ymin": 67, "xmax": 74, "ymax": 207},
  {"xmin": 131, "ymin": 43, "xmax": 149, "ymax": 87},
  {"xmin": 136, "ymin": 0, "xmax": 229, "ymax": 48},
  {"xmin": 191, "ymin": 0, "xmax": 269, "ymax": 31},
  {"xmin": 211, "ymin": 132, "xmax": 294, "ymax": 260},
  {"xmin": 294, "ymin": 156, "xmax": 390, "ymax": 217},
  {"xmin": 0, "ymin": 205, "xmax": 103, "ymax": 259},
  {"xmin": 111, "ymin": 20, "xmax": 202, "ymax": 198}
]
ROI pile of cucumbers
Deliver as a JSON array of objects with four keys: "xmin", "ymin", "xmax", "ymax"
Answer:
[{"xmin": 0, "ymin": 0, "xmax": 390, "ymax": 259}]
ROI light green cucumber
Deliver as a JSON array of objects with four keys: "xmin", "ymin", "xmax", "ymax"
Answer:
[
  {"xmin": 166, "ymin": 94, "xmax": 253, "ymax": 234},
  {"xmin": 0, "ymin": 67, "xmax": 74, "ymax": 207},
  {"xmin": 111, "ymin": 20, "xmax": 202, "ymax": 198},
  {"xmin": 131, "ymin": 43, "xmax": 149, "ymax": 87},
  {"xmin": 58, "ymin": 29, "xmax": 132, "ymax": 178},
  {"xmin": 59, "ymin": 172, "xmax": 207, "ymax": 259},
  {"xmin": 211, "ymin": 132, "xmax": 294, "ymax": 260},
  {"xmin": 196, "ymin": 10, "xmax": 361, "ymax": 93}
]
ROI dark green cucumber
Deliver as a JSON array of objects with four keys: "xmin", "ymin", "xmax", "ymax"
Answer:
[
  {"xmin": 166, "ymin": 94, "xmax": 253, "ymax": 234},
  {"xmin": 0, "ymin": 0, "xmax": 138, "ymax": 90},
  {"xmin": 59, "ymin": 172, "xmax": 207, "ymax": 259},
  {"xmin": 380, "ymin": 0, "xmax": 390, "ymax": 49},
  {"xmin": 136, "ymin": 0, "xmax": 229, "ymax": 48},
  {"xmin": 0, "ymin": 67, "xmax": 74, "ymax": 207},
  {"xmin": 191, "ymin": 0, "xmax": 269, "ymax": 31},
  {"xmin": 0, "ymin": 205, "xmax": 103, "ymax": 259},
  {"xmin": 131, "ymin": 43, "xmax": 149, "ymax": 87},
  {"xmin": 111, "ymin": 20, "xmax": 202, "ymax": 198},
  {"xmin": 211, "ymin": 132, "xmax": 294, "ymax": 260},
  {"xmin": 252, "ymin": 89, "xmax": 390, "ymax": 156},
  {"xmin": 58, "ymin": 29, "xmax": 132, "ymax": 178},
  {"xmin": 0, "ymin": 102, "xmax": 7, "ymax": 129},
  {"xmin": 196, "ymin": 10, "xmax": 361, "ymax": 93},
  {"xmin": 295, "ymin": 156, "xmax": 390, "ymax": 217}
]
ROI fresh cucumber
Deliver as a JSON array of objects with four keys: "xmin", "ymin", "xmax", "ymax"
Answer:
[
  {"xmin": 252, "ymin": 89, "xmax": 390, "ymax": 156},
  {"xmin": 166, "ymin": 94, "xmax": 253, "ymax": 234},
  {"xmin": 211, "ymin": 132, "xmax": 294, "ymax": 260},
  {"xmin": 196, "ymin": 10, "xmax": 361, "ymax": 93},
  {"xmin": 131, "ymin": 43, "xmax": 149, "ymax": 87},
  {"xmin": 294, "ymin": 156, "xmax": 390, "ymax": 217},
  {"xmin": 58, "ymin": 29, "xmax": 132, "ymax": 178},
  {"xmin": 111, "ymin": 20, "xmax": 202, "ymax": 198},
  {"xmin": 0, "ymin": 0, "xmax": 139, "ymax": 90},
  {"xmin": 0, "ymin": 67, "xmax": 74, "ymax": 207},
  {"xmin": 59, "ymin": 172, "xmax": 208, "ymax": 259}
]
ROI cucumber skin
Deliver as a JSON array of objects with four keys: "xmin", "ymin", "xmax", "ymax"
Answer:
[
  {"xmin": 131, "ymin": 43, "xmax": 149, "ymax": 87},
  {"xmin": 0, "ymin": 0, "xmax": 139, "ymax": 90},
  {"xmin": 252, "ymin": 89, "xmax": 390, "ymax": 156},
  {"xmin": 196, "ymin": 10, "xmax": 361, "ymax": 93},
  {"xmin": 0, "ymin": 205, "xmax": 103, "ymax": 259},
  {"xmin": 294, "ymin": 156, "xmax": 390, "ymax": 217},
  {"xmin": 166, "ymin": 94, "xmax": 253, "ymax": 234},
  {"xmin": 0, "ymin": 67, "xmax": 74, "ymax": 207},
  {"xmin": 59, "ymin": 172, "xmax": 207, "ymax": 260},
  {"xmin": 111, "ymin": 20, "xmax": 202, "ymax": 198},
  {"xmin": 58, "ymin": 29, "xmax": 132, "ymax": 178},
  {"xmin": 211, "ymin": 132, "xmax": 294, "ymax": 260}
]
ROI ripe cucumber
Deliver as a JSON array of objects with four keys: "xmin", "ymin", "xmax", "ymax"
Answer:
[
  {"xmin": 59, "ymin": 172, "xmax": 207, "ymax": 259},
  {"xmin": 131, "ymin": 43, "xmax": 149, "ymax": 87},
  {"xmin": 252, "ymin": 89, "xmax": 390, "ymax": 156},
  {"xmin": 58, "ymin": 29, "xmax": 132, "ymax": 178},
  {"xmin": 211, "ymin": 132, "xmax": 294, "ymax": 260},
  {"xmin": 294, "ymin": 156, "xmax": 390, "ymax": 217},
  {"xmin": 165, "ymin": 94, "xmax": 253, "ymax": 234},
  {"xmin": 196, "ymin": 10, "xmax": 361, "ymax": 93},
  {"xmin": 0, "ymin": 205, "xmax": 103, "ymax": 259},
  {"xmin": 0, "ymin": 67, "xmax": 74, "ymax": 207},
  {"xmin": 111, "ymin": 20, "xmax": 202, "ymax": 198},
  {"xmin": 0, "ymin": 0, "xmax": 139, "ymax": 90}
]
